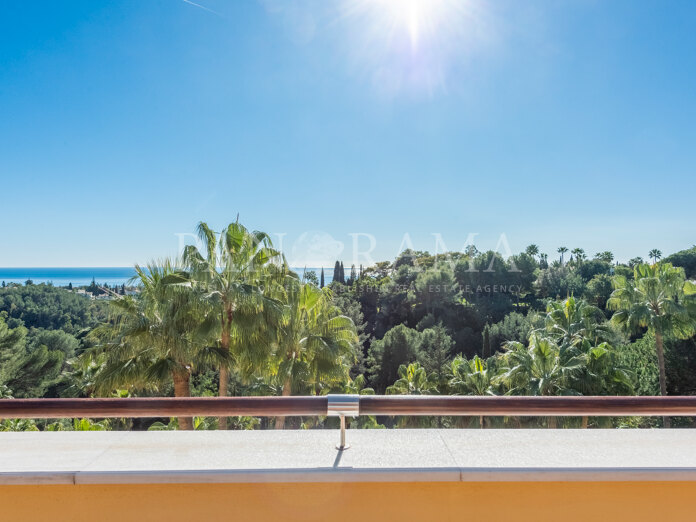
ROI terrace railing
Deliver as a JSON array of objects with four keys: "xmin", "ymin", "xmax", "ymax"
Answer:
[{"xmin": 2, "ymin": 395, "xmax": 696, "ymax": 449}]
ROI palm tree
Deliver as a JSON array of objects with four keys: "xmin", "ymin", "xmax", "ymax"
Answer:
[
  {"xmin": 571, "ymin": 248, "xmax": 586, "ymax": 264},
  {"xmin": 557, "ymin": 247, "xmax": 568, "ymax": 265},
  {"xmin": 571, "ymin": 341, "xmax": 633, "ymax": 428},
  {"xmin": 525, "ymin": 244, "xmax": 540, "ymax": 259},
  {"xmin": 386, "ymin": 362, "xmax": 438, "ymax": 428},
  {"xmin": 596, "ymin": 251, "xmax": 614, "ymax": 263},
  {"xmin": 175, "ymin": 221, "xmax": 287, "ymax": 429},
  {"xmin": 608, "ymin": 263, "xmax": 696, "ymax": 427},
  {"xmin": 628, "ymin": 257, "xmax": 644, "ymax": 268},
  {"xmin": 89, "ymin": 261, "xmax": 226, "ymax": 430},
  {"xmin": 387, "ymin": 362, "xmax": 438, "ymax": 395},
  {"xmin": 344, "ymin": 374, "xmax": 374, "ymax": 395},
  {"xmin": 649, "ymin": 249, "xmax": 663, "ymax": 264},
  {"xmin": 449, "ymin": 355, "xmax": 496, "ymax": 427},
  {"xmin": 274, "ymin": 281, "xmax": 357, "ymax": 429},
  {"xmin": 499, "ymin": 335, "xmax": 586, "ymax": 428},
  {"xmin": 541, "ymin": 296, "xmax": 610, "ymax": 347},
  {"xmin": 344, "ymin": 375, "xmax": 380, "ymax": 428}
]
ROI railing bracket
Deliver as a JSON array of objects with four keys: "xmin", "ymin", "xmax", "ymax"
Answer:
[{"xmin": 327, "ymin": 394, "xmax": 359, "ymax": 450}]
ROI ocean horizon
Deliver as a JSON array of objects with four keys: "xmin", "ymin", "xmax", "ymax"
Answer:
[{"xmin": 0, "ymin": 267, "xmax": 334, "ymax": 287}]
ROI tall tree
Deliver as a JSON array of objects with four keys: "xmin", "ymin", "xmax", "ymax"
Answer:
[
  {"xmin": 89, "ymin": 261, "xmax": 226, "ymax": 430},
  {"xmin": 274, "ymin": 281, "xmax": 357, "ymax": 428},
  {"xmin": 608, "ymin": 263, "xmax": 696, "ymax": 427},
  {"xmin": 525, "ymin": 244, "xmax": 540, "ymax": 259},
  {"xmin": 367, "ymin": 325, "xmax": 424, "ymax": 393},
  {"xmin": 595, "ymin": 251, "xmax": 614, "ymax": 263},
  {"xmin": 557, "ymin": 246, "xmax": 568, "ymax": 265},
  {"xmin": 649, "ymin": 249, "xmax": 663, "ymax": 264},
  {"xmin": 541, "ymin": 296, "xmax": 610, "ymax": 347},
  {"xmin": 482, "ymin": 323, "xmax": 491, "ymax": 358},
  {"xmin": 176, "ymin": 221, "xmax": 287, "ymax": 429},
  {"xmin": 320, "ymin": 268, "xmax": 325, "ymax": 288},
  {"xmin": 571, "ymin": 248, "xmax": 586, "ymax": 264},
  {"xmin": 418, "ymin": 324, "xmax": 454, "ymax": 390},
  {"xmin": 333, "ymin": 261, "xmax": 341, "ymax": 284}
]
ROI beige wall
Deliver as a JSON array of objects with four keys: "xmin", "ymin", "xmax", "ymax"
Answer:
[{"xmin": 2, "ymin": 481, "xmax": 693, "ymax": 521}]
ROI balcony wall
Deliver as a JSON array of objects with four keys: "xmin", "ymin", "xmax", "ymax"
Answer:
[{"xmin": 2, "ymin": 429, "xmax": 695, "ymax": 521}]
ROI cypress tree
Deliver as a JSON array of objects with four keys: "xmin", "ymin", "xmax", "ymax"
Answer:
[
  {"xmin": 320, "ymin": 268, "xmax": 325, "ymax": 288},
  {"xmin": 339, "ymin": 262, "xmax": 345, "ymax": 284},
  {"xmin": 482, "ymin": 324, "xmax": 491, "ymax": 358},
  {"xmin": 333, "ymin": 261, "xmax": 341, "ymax": 284}
]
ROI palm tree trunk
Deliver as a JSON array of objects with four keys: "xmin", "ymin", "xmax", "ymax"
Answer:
[
  {"xmin": 655, "ymin": 330, "xmax": 671, "ymax": 428},
  {"xmin": 218, "ymin": 365, "xmax": 229, "ymax": 425},
  {"xmin": 218, "ymin": 312, "xmax": 232, "ymax": 430},
  {"xmin": 581, "ymin": 416, "xmax": 589, "ymax": 429},
  {"xmin": 274, "ymin": 378, "xmax": 292, "ymax": 430},
  {"xmin": 479, "ymin": 415, "xmax": 485, "ymax": 429},
  {"xmin": 173, "ymin": 371, "xmax": 193, "ymax": 431}
]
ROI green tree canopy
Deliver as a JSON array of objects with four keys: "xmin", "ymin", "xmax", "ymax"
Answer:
[{"xmin": 608, "ymin": 263, "xmax": 696, "ymax": 427}]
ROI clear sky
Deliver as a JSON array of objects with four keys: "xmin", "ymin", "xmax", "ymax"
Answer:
[{"xmin": 1, "ymin": 0, "xmax": 694, "ymax": 267}]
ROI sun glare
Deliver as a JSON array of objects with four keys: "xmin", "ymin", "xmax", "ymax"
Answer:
[
  {"xmin": 337, "ymin": 0, "xmax": 489, "ymax": 95},
  {"xmin": 370, "ymin": 0, "xmax": 453, "ymax": 49},
  {"xmin": 263, "ymin": 0, "xmax": 492, "ymax": 96}
]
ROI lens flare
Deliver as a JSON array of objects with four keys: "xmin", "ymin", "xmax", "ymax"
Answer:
[
  {"xmin": 260, "ymin": 0, "xmax": 494, "ymax": 97},
  {"xmin": 368, "ymin": 0, "xmax": 453, "ymax": 50},
  {"xmin": 338, "ymin": 0, "xmax": 492, "ymax": 96}
]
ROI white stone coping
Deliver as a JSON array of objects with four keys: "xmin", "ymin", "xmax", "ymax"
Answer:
[{"xmin": 2, "ymin": 429, "xmax": 696, "ymax": 485}]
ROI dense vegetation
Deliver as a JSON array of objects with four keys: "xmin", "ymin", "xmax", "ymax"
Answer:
[{"xmin": 1, "ymin": 223, "xmax": 695, "ymax": 431}]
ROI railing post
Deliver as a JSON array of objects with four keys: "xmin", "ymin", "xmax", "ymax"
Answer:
[{"xmin": 327, "ymin": 395, "xmax": 360, "ymax": 450}]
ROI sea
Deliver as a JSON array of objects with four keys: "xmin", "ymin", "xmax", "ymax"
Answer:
[{"xmin": 0, "ymin": 267, "xmax": 332, "ymax": 287}]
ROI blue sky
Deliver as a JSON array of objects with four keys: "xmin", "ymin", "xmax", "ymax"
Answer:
[{"xmin": 1, "ymin": 0, "xmax": 694, "ymax": 267}]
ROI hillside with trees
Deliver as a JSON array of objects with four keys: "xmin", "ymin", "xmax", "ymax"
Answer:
[{"xmin": 1, "ymin": 225, "xmax": 695, "ymax": 431}]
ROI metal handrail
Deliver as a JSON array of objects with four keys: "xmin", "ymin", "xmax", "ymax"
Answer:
[
  {"xmin": 2, "ymin": 395, "xmax": 696, "ymax": 419},
  {"xmin": 3, "ymin": 395, "xmax": 694, "ymax": 450},
  {"xmin": 0, "ymin": 397, "xmax": 328, "ymax": 419}
]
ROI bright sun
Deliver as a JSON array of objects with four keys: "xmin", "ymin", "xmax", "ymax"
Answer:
[
  {"xmin": 338, "ymin": 0, "xmax": 490, "ymax": 95},
  {"xmin": 367, "ymin": 0, "xmax": 458, "ymax": 49}
]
